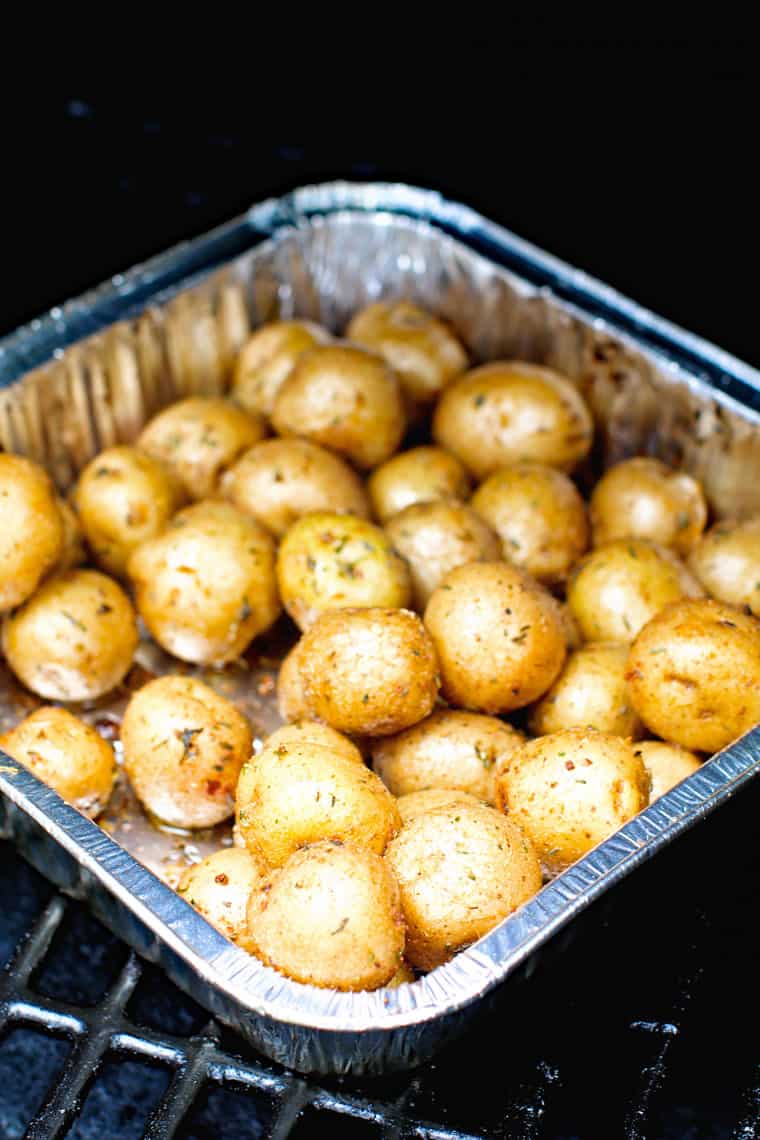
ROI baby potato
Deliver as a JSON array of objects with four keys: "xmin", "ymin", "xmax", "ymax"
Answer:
[
  {"xmin": 55, "ymin": 499, "xmax": 87, "ymax": 572},
  {"xmin": 277, "ymin": 640, "xmax": 310, "ymax": 723},
  {"xmin": 433, "ymin": 361, "xmax": 593, "ymax": 479},
  {"xmin": 138, "ymin": 396, "xmax": 266, "ymax": 500},
  {"xmin": 495, "ymin": 728, "xmax": 650, "ymax": 875},
  {"xmin": 121, "ymin": 675, "xmax": 252, "ymax": 829},
  {"xmin": 549, "ymin": 597, "xmax": 584, "ymax": 651},
  {"xmin": 271, "ymin": 344, "xmax": 406, "ymax": 469},
  {"xmin": 177, "ymin": 847, "xmax": 269, "ymax": 945},
  {"xmin": 127, "ymin": 501, "xmax": 280, "ymax": 665},
  {"xmin": 276, "ymin": 513, "xmax": 411, "ymax": 630},
  {"xmin": 297, "ymin": 608, "xmax": 440, "ymax": 736},
  {"xmin": 471, "ymin": 462, "xmax": 588, "ymax": 585},
  {"xmin": 385, "ymin": 500, "xmax": 500, "ymax": 610},
  {"xmin": 372, "ymin": 710, "xmax": 525, "ymax": 805},
  {"xmin": 231, "ymin": 319, "xmax": 332, "ymax": 419},
  {"xmin": 396, "ymin": 788, "xmax": 485, "ymax": 824},
  {"xmin": 247, "ymin": 840, "xmax": 405, "ymax": 991},
  {"xmin": 219, "ymin": 438, "xmax": 369, "ymax": 538},
  {"xmin": 0, "ymin": 707, "xmax": 116, "ymax": 817},
  {"xmin": 590, "ymin": 457, "xmax": 707, "ymax": 554},
  {"xmin": 386, "ymin": 961, "xmax": 416, "ymax": 987},
  {"xmin": 0, "ymin": 454, "xmax": 64, "ymax": 611},
  {"xmin": 260, "ymin": 721, "xmax": 363, "ymax": 765},
  {"xmin": 626, "ymin": 598, "xmax": 760, "ymax": 752},
  {"xmin": 368, "ymin": 446, "xmax": 471, "ymax": 523},
  {"xmin": 528, "ymin": 642, "xmax": 642, "ymax": 739},
  {"xmin": 386, "ymin": 802, "xmax": 541, "ymax": 971},
  {"xmin": 688, "ymin": 517, "xmax": 760, "ymax": 616},
  {"xmin": 424, "ymin": 562, "xmax": 566, "ymax": 714},
  {"xmin": 2, "ymin": 569, "xmax": 138, "ymax": 701},
  {"xmin": 73, "ymin": 446, "xmax": 184, "ymax": 577},
  {"xmin": 633, "ymin": 740, "xmax": 702, "ymax": 802}
]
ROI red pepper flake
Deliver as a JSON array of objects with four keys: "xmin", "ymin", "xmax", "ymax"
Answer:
[
  {"xmin": 205, "ymin": 779, "xmax": 221, "ymax": 797},
  {"xmin": 257, "ymin": 673, "xmax": 275, "ymax": 696},
  {"xmin": 565, "ymin": 760, "xmax": 575, "ymax": 771},
  {"xmin": 214, "ymin": 872, "xmax": 229, "ymax": 885}
]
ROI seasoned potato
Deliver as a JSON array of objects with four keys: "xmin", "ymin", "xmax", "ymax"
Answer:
[
  {"xmin": 2, "ymin": 569, "xmax": 138, "ymax": 701},
  {"xmin": 276, "ymin": 640, "xmax": 310, "ymax": 723},
  {"xmin": 471, "ymin": 462, "xmax": 588, "ymax": 585},
  {"xmin": 297, "ymin": 608, "xmax": 440, "ymax": 736},
  {"xmin": 0, "ymin": 454, "xmax": 64, "ymax": 611},
  {"xmin": 260, "ymin": 721, "xmax": 363, "ymax": 766},
  {"xmin": 219, "ymin": 438, "xmax": 369, "ymax": 538},
  {"xmin": 424, "ymin": 562, "xmax": 565, "ymax": 713},
  {"xmin": 247, "ymin": 840, "xmax": 405, "ymax": 990},
  {"xmin": 495, "ymin": 728, "xmax": 650, "ymax": 875},
  {"xmin": 121, "ymin": 675, "xmax": 252, "ymax": 829},
  {"xmin": 396, "ymin": 788, "xmax": 485, "ymax": 824},
  {"xmin": 55, "ymin": 499, "xmax": 87, "ymax": 572},
  {"xmin": 277, "ymin": 513, "xmax": 411, "ymax": 630},
  {"xmin": 626, "ymin": 598, "xmax": 760, "ymax": 752},
  {"xmin": 590, "ymin": 457, "xmax": 707, "ymax": 554},
  {"xmin": 433, "ymin": 361, "xmax": 593, "ymax": 479},
  {"xmin": 127, "ymin": 501, "xmax": 280, "ymax": 665},
  {"xmin": 688, "ymin": 517, "xmax": 760, "ymax": 616},
  {"xmin": 271, "ymin": 344, "xmax": 406, "ymax": 469},
  {"xmin": 386, "ymin": 961, "xmax": 416, "ymax": 986},
  {"xmin": 177, "ymin": 847, "xmax": 269, "ymax": 944},
  {"xmin": 138, "ymin": 397, "xmax": 265, "ymax": 500},
  {"xmin": 386, "ymin": 500, "xmax": 500, "ymax": 610},
  {"xmin": 633, "ymin": 740, "xmax": 702, "ymax": 802},
  {"xmin": 528, "ymin": 642, "xmax": 642, "ymax": 738},
  {"xmin": 368, "ymin": 446, "xmax": 471, "ymax": 523},
  {"xmin": 231, "ymin": 319, "xmax": 332, "ymax": 419},
  {"xmin": 0, "ymin": 707, "xmax": 116, "ymax": 817},
  {"xmin": 550, "ymin": 598, "xmax": 584, "ymax": 651},
  {"xmin": 386, "ymin": 802, "xmax": 541, "ymax": 971}
]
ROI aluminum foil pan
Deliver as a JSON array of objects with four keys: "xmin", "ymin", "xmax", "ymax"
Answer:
[{"xmin": 1, "ymin": 182, "xmax": 759, "ymax": 1076}]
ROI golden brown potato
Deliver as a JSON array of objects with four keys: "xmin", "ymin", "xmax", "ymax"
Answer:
[
  {"xmin": 549, "ymin": 598, "xmax": 584, "ymax": 651},
  {"xmin": 528, "ymin": 642, "xmax": 642, "ymax": 739},
  {"xmin": 276, "ymin": 641, "xmax": 310, "ymax": 723},
  {"xmin": 495, "ymin": 728, "xmax": 650, "ymax": 875},
  {"xmin": 121, "ymin": 675, "xmax": 252, "ymax": 829},
  {"xmin": 297, "ymin": 608, "xmax": 440, "ymax": 736},
  {"xmin": 219, "ymin": 438, "xmax": 369, "ymax": 538},
  {"xmin": 276, "ymin": 512, "xmax": 411, "ymax": 630},
  {"xmin": 433, "ymin": 361, "xmax": 593, "ymax": 479},
  {"xmin": 2, "ymin": 569, "xmax": 138, "ymax": 701},
  {"xmin": 590, "ymin": 457, "xmax": 707, "ymax": 554},
  {"xmin": 688, "ymin": 517, "xmax": 760, "ymax": 616},
  {"xmin": 368, "ymin": 446, "xmax": 471, "ymax": 523},
  {"xmin": 177, "ymin": 847, "xmax": 269, "ymax": 944},
  {"xmin": 633, "ymin": 740, "xmax": 702, "ymax": 802},
  {"xmin": 0, "ymin": 454, "xmax": 64, "ymax": 611},
  {"xmin": 385, "ymin": 500, "xmax": 500, "ymax": 610},
  {"xmin": 386, "ymin": 961, "xmax": 416, "ymax": 987},
  {"xmin": 396, "ymin": 788, "xmax": 485, "ymax": 824},
  {"xmin": 471, "ymin": 462, "xmax": 588, "ymax": 585},
  {"xmin": 424, "ymin": 562, "xmax": 565, "ymax": 714},
  {"xmin": 271, "ymin": 344, "xmax": 406, "ymax": 469},
  {"xmin": 386, "ymin": 802, "xmax": 541, "ymax": 971},
  {"xmin": 626, "ymin": 599, "xmax": 760, "ymax": 752},
  {"xmin": 138, "ymin": 397, "xmax": 266, "ymax": 500},
  {"xmin": 127, "ymin": 501, "xmax": 280, "ymax": 665},
  {"xmin": 0, "ymin": 707, "xmax": 116, "ymax": 817},
  {"xmin": 260, "ymin": 721, "xmax": 363, "ymax": 766},
  {"xmin": 247, "ymin": 840, "xmax": 405, "ymax": 991},
  {"xmin": 55, "ymin": 499, "xmax": 87, "ymax": 572},
  {"xmin": 231, "ymin": 319, "xmax": 332, "ymax": 419}
]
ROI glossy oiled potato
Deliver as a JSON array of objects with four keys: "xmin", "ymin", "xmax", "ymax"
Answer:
[
  {"xmin": 271, "ymin": 344, "xmax": 406, "ymax": 469},
  {"xmin": 528, "ymin": 642, "xmax": 642, "ymax": 739},
  {"xmin": 590, "ymin": 457, "xmax": 707, "ymax": 554},
  {"xmin": 471, "ymin": 462, "xmax": 588, "ymax": 585},
  {"xmin": 495, "ymin": 728, "xmax": 650, "ymax": 875},
  {"xmin": 688, "ymin": 517, "xmax": 760, "ymax": 616},
  {"xmin": 633, "ymin": 741, "xmax": 702, "ymax": 802},
  {"xmin": 424, "ymin": 562, "xmax": 566, "ymax": 713},
  {"xmin": 127, "ymin": 501, "xmax": 280, "ymax": 665},
  {"xmin": 260, "ymin": 721, "xmax": 363, "ymax": 766},
  {"xmin": 247, "ymin": 840, "xmax": 405, "ymax": 991},
  {"xmin": 121, "ymin": 675, "xmax": 252, "ymax": 829},
  {"xmin": 0, "ymin": 707, "xmax": 116, "ymax": 817},
  {"xmin": 219, "ymin": 438, "xmax": 369, "ymax": 538},
  {"xmin": 231, "ymin": 319, "xmax": 332, "ymax": 419},
  {"xmin": 2, "ymin": 569, "xmax": 138, "ymax": 701},
  {"xmin": 368, "ymin": 446, "xmax": 471, "ymax": 523},
  {"xmin": 276, "ymin": 641, "xmax": 310, "ymax": 723},
  {"xmin": 276, "ymin": 512, "xmax": 411, "ymax": 630},
  {"xmin": 0, "ymin": 454, "xmax": 64, "ymax": 611},
  {"xmin": 433, "ymin": 361, "xmax": 593, "ymax": 479},
  {"xmin": 386, "ymin": 802, "xmax": 541, "ymax": 971},
  {"xmin": 298, "ymin": 608, "xmax": 440, "ymax": 736},
  {"xmin": 626, "ymin": 599, "xmax": 760, "ymax": 752},
  {"xmin": 177, "ymin": 847, "xmax": 268, "ymax": 945},
  {"xmin": 396, "ymin": 788, "xmax": 485, "ymax": 824}
]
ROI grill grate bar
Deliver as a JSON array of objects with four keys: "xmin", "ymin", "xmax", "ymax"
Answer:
[
  {"xmin": 269, "ymin": 1079, "xmax": 313, "ymax": 1140},
  {"xmin": 0, "ymin": 895, "xmax": 67, "ymax": 1007},
  {"xmin": 142, "ymin": 1030, "xmax": 219, "ymax": 1140}
]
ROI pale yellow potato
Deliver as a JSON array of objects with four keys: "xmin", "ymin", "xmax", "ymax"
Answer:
[
  {"xmin": 138, "ymin": 396, "xmax": 266, "ymax": 500},
  {"xmin": 626, "ymin": 599, "xmax": 760, "ymax": 752},
  {"xmin": 121, "ymin": 675, "xmax": 252, "ymax": 829},
  {"xmin": 261, "ymin": 722, "xmax": 363, "ymax": 765},
  {"xmin": 396, "ymin": 788, "xmax": 485, "ymax": 825},
  {"xmin": 386, "ymin": 802, "xmax": 541, "ymax": 971},
  {"xmin": 0, "ymin": 707, "xmax": 116, "ymax": 817},
  {"xmin": 177, "ymin": 847, "xmax": 269, "ymax": 945},
  {"xmin": 368, "ymin": 446, "xmax": 471, "ymax": 523},
  {"xmin": 55, "ymin": 499, "xmax": 87, "ymax": 572},
  {"xmin": 549, "ymin": 598, "xmax": 584, "ymax": 651},
  {"xmin": 432, "ymin": 361, "xmax": 593, "ymax": 479},
  {"xmin": 276, "ymin": 512, "xmax": 411, "ymax": 630},
  {"xmin": 127, "ymin": 501, "xmax": 280, "ymax": 665},
  {"xmin": 495, "ymin": 728, "xmax": 650, "ymax": 876},
  {"xmin": 424, "ymin": 562, "xmax": 566, "ymax": 714},
  {"xmin": 386, "ymin": 500, "xmax": 500, "ymax": 610},
  {"xmin": 471, "ymin": 462, "xmax": 588, "ymax": 585},
  {"xmin": 590, "ymin": 457, "xmax": 707, "ymax": 555},
  {"xmin": 633, "ymin": 740, "xmax": 702, "ymax": 802},
  {"xmin": 2, "ymin": 569, "xmax": 138, "ymax": 701},
  {"xmin": 231, "ymin": 319, "xmax": 332, "ymax": 419},
  {"xmin": 528, "ymin": 642, "xmax": 642, "ymax": 739},
  {"xmin": 271, "ymin": 344, "xmax": 406, "ymax": 469},
  {"xmin": 0, "ymin": 454, "xmax": 64, "ymax": 611},
  {"xmin": 276, "ymin": 641, "xmax": 310, "ymax": 723},
  {"xmin": 688, "ymin": 517, "xmax": 760, "ymax": 616},
  {"xmin": 247, "ymin": 840, "xmax": 405, "ymax": 991}
]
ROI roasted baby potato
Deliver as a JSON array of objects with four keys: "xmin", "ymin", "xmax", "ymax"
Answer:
[
  {"xmin": 633, "ymin": 740, "xmax": 702, "ymax": 802},
  {"xmin": 55, "ymin": 498, "xmax": 87, "ymax": 572},
  {"xmin": 177, "ymin": 847, "xmax": 269, "ymax": 944},
  {"xmin": 368, "ymin": 446, "xmax": 471, "ymax": 523},
  {"xmin": 528, "ymin": 642, "xmax": 642, "ymax": 739},
  {"xmin": 276, "ymin": 640, "xmax": 310, "ymax": 723},
  {"xmin": 396, "ymin": 788, "xmax": 484, "ymax": 825},
  {"xmin": 590, "ymin": 457, "xmax": 707, "ymax": 555},
  {"xmin": 231, "ymin": 319, "xmax": 332, "ymax": 419},
  {"xmin": 260, "ymin": 721, "xmax": 363, "ymax": 766},
  {"xmin": 688, "ymin": 517, "xmax": 760, "ymax": 616},
  {"xmin": 0, "ymin": 454, "xmax": 64, "ymax": 611}
]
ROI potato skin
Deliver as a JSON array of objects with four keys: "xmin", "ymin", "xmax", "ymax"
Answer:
[
  {"xmin": 590, "ymin": 457, "xmax": 707, "ymax": 555},
  {"xmin": 424, "ymin": 562, "xmax": 566, "ymax": 714},
  {"xmin": 260, "ymin": 722, "xmax": 363, "ymax": 766},
  {"xmin": 121, "ymin": 675, "xmax": 252, "ymax": 829},
  {"xmin": 0, "ymin": 454, "xmax": 64, "ymax": 611},
  {"xmin": 433, "ymin": 361, "xmax": 593, "ymax": 479},
  {"xmin": 495, "ymin": 728, "xmax": 650, "ymax": 875},
  {"xmin": 0, "ymin": 707, "xmax": 116, "ymax": 817},
  {"xmin": 386, "ymin": 802, "xmax": 541, "ymax": 971},
  {"xmin": 528, "ymin": 642, "xmax": 642, "ymax": 739},
  {"xmin": 2, "ymin": 569, "xmax": 138, "ymax": 701},
  {"xmin": 626, "ymin": 599, "xmax": 760, "ymax": 752},
  {"xmin": 177, "ymin": 847, "xmax": 269, "ymax": 944},
  {"xmin": 396, "ymin": 788, "xmax": 485, "ymax": 824},
  {"xmin": 277, "ymin": 641, "xmax": 310, "ymax": 723},
  {"xmin": 368, "ymin": 446, "xmax": 471, "ymax": 523},
  {"xmin": 231, "ymin": 319, "xmax": 332, "ymax": 419},
  {"xmin": 633, "ymin": 740, "xmax": 702, "ymax": 802},
  {"xmin": 688, "ymin": 517, "xmax": 760, "ymax": 616}
]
